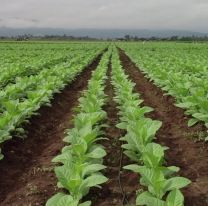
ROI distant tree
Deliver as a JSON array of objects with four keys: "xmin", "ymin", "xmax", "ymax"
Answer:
[
  {"xmin": 170, "ymin": 36, "xmax": 178, "ymax": 41},
  {"xmin": 124, "ymin": 34, "xmax": 130, "ymax": 41}
]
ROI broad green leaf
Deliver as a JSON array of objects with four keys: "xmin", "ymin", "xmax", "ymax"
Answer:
[
  {"xmin": 0, "ymin": 152, "xmax": 4, "ymax": 160},
  {"xmin": 123, "ymin": 164, "xmax": 141, "ymax": 173},
  {"xmin": 142, "ymin": 143, "xmax": 165, "ymax": 167},
  {"xmin": 79, "ymin": 201, "xmax": 91, "ymax": 206},
  {"xmin": 175, "ymin": 102, "xmax": 194, "ymax": 109},
  {"xmin": 164, "ymin": 177, "xmax": 191, "ymax": 192},
  {"xmin": 188, "ymin": 118, "xmax": 198, "ymax": 127},
  {"xmin": 83, "ymin": 164, "xmax": 106, "ymax": 177},
  {"xmin": 83, "ymin": 173, "xmax": 108, "ymax": 188},
  {"xmin": 192, "ymin": 113, "xmax": 208, "ymax": 121},
  {"xmin": 116, "ymin": 122, "xmax": 127, "ymax": 129},
  {"xmin": 166, "ymin": 189, "xmax": 184, "ymax": 206},
  {"xmin": 123, "ymin": 150, "xmax": 140, "ymax": 162},
  {"xmin": 87, "ymin": 147, "xmax": 106, "ymax": 159},
  {"xmin": 52, "ymin": 152, "xmax": 72, "ymax": 164},
  {"xmin": 46, "ymin": 193, "xmax": 79, "ymax": 206},
  {"xmin": 136, "ymin": 191, "xmax": 165, "ymax": 206},
  {"xmin": 162, "ymin": 166, "xmax": 180, "ymax": 177},
  {"xmin": 55, "ymin": 165, "xmax": 81, "ymax": 192}
]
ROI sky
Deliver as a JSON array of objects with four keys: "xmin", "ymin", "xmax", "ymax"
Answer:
[{"xmin": 0, "ymin": 0, "xmax": 208, "ymax": 32}]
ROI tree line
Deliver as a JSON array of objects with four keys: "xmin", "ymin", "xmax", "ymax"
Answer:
[{"xmin": 0, "ymin": 34, "xmax": 208, "ymax": 42}]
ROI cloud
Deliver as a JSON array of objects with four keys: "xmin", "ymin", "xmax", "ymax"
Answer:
[
  {"xmin": 0, "ymin": 0, "xmax": 207, "ymax": 32},
  {"xmin": 13, "ymin": 17, "xmax": 39, "ymax": 22},
  {"xmin": 97, "ymin": 6, "xmax": 108, "ymax": 11},
  {"xmin": 0, "ymin": 16, "xmax": 40, "ymax": 27}
]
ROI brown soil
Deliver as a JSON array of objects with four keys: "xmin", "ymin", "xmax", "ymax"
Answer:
[
  {"xmin": 88, "ymin": 63, "xmax": 139, "ymax": 206},
  {"xmin": 119, "ymin": 49, "xmax": 208, "ymax": 206},
  {"xmin": 0, "ymin": 53, "xmax": 103, "ymax": 206}
]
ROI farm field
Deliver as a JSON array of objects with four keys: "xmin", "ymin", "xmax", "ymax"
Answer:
[{"xmin": 0, "ymin": 41, "xmax": 207, "ymax": 206}]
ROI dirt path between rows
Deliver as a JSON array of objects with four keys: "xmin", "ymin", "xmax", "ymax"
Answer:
[
  {"xmin": 0, "ymin": 53, "xmax": 103, "ymax": 206},
  {"xmin": 87, "ymin": 62, "xmax": 139, "ymax": 206},
  {"xmin": 119, "ymin": 49, "xmax": 208, "ymax": 206}
]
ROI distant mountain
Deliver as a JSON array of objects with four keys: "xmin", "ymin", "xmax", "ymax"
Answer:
[{"xmin": 0, "ymin": 27, "xmax": 207, "ymax": 38}]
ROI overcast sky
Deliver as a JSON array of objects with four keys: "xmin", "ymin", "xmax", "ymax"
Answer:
[{"xmin": 0, "ymin": 0, "xmax": 208, "ymax": 32}]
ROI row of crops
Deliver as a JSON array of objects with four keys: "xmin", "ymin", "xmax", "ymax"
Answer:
[
  {"xmin": 46, "ymin": 47, "xmax": 112, "ymax": 206},
  {"xmin": 111, "ymin": 48, "xmax": 191, "ymax": 206},
  {"xmin": 0, "ymin": 42, "xmax": 107, "ymax": 159},
  {"xmin": 0, "ymin": 43, "xmax": 102, "ymax": 88},
  {"xmin": 118, "ymin": 42, "xmax": 208, "ymax": 130},
  {"xmin": 40, "ymin": 46, "xmax": 191, "ymax": 206},
  {"xmin": 0, "ymin": 41, "xmax": 207, "ymax": 205}
]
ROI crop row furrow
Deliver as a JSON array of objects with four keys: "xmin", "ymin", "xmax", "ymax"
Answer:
[
  {"xmin": 111, "ymin": 47, "xmax": 191, "ymax": 206},
  {"xmin": 46, "ymin": 48, "xmax": 112, "ymax": 206}
]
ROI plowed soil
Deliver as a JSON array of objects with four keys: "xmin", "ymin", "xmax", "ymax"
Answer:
[
  {"xmin": 87, "ymin": 62, "xmax": 139, "ymax": 206},
  {"xmin": 0, "ymin": 48, "xmax": 207, "ymax": 206},
  {"xmin": 119, "ymin": 49, "xmax": 208, "ymax": 206},
  {"xmin": 0, "ymin": 54, "xmax": 103, "ymax": 206}
]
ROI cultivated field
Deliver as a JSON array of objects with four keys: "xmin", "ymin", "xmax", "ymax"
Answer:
[{"xmin": 0, "ymin": 41, "xmax": 207, "ymax": 206}]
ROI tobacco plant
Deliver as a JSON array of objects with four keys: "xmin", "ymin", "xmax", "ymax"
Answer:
[
  {"xmin": 119, "ymin": 42, "xmax": 208, "ymax": 130},
  {"xmin": 0, "ymin": 45, "xmax": 107, "ymax": 160},
  {"xmin": 46, "ymin": 48, "xmax": 112, "ymax": 206},
  {"xmin": 111, "ymin": 47, "xmax": 191, "ymax": 206}
]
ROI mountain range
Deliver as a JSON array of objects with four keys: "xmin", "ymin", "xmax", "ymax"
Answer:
[{"xmin": 0, "ymin": 27, "xmax": 207, "ymax": 38}]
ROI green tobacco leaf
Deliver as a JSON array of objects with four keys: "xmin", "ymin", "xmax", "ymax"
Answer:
[
  {"xmin": 162, "ymin": 166, "xmax": 180, "ymax": 177},
  {"xmin": 188, "ymin": 118, "xmax": 198, "ymax": 127},
  {"xmin": 87, "ymin": 147, "xmax": 106, "ymax": 159},
  {"xmin": 149, "ymin": 121, "xmax": 162, "ymax": 136},
  {"xmin": 136, "ymin": 166, "xmax": 165, "ymax": 186},
  {"xmin": 83, "ymin": 173, "xmax": 108, "ymax": 188},
  {"xmin": 142, "ymin": 106, "xmax": 154, "ymax": 113},
  {"xmin": 166, "ymin": 189, "xmax": 184, "ymax": 206},
  {"xmin": 0, "ymin": 150, "xmax": 4, "ymax": 160},
  {"xmin": 72, "ymin": 140, "xmax": 88, "ymax": 156},
  {"xmin": 142, "ymin": 143, "xmax": 165, "ymax": 167},
  {"xmin": 164, "ymin": 177, "xmax": 191, "ymax": 192},
  {"xmin": 192, "ymin": 113, "xmax": 208, "ymax": 121},
  {"xmin": 52, "ymin": 152, "xmax": 72, "ymax": 164},
  {"xmin": 175, "ymin": 102, "xmax": 194, "ymax": 109},
  {"xmin": 83, "ymin": 164, "xmax": 106, "ymax": 177},
  {"xmin": 136, "ymin": 191, "xmax": 165, "ymax": 206},
  {"xmin": 79, "ymin": 201, "xmax": 91, "ymax": 206},
  {"xmin": 123, "ymin": 164, "xmax": 141, "ymax": 173},
  {"xmin": 55, "ymin": 165, "xmax": 81, "ymax": 192},
  {"xmin": 46, "ymin": 193, "xmax": 79, "ymax": 206},
  {"xmin": 123, "ymin": 150, "xmax": 140, "ymax": 162},
  {"xmin": 2, "ymin": 100, "xmax": 19, "ymax": 113},
  {"xmin": 0, "ymin": 129, "xmax": 12, "ymax": 143},
  {"xmin": 79, "ymin": 173, "xmax": 108, "ymax": 197},
  {"xmin": 116, "ymin": 122, "xmax": 127, "ymax": 129}
]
